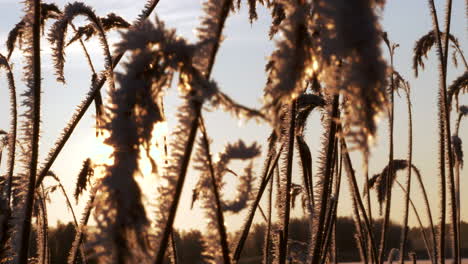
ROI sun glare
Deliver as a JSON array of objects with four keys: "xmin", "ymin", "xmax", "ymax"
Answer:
[
  {"xmin": 92, "ymin": 130, "xmax": 115, "ymax": 178},
  {"xmin": 138, "ymin": 121, "xmax": 169, "ymax": 177},
  {"xmin": 93, "ymin": 130, "xmax": 114, "ymax": 166}
]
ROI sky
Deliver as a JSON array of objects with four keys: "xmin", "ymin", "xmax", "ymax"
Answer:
[{"xmin": 0, "ymin": 0, "xmax": 467, "ymax": 235}]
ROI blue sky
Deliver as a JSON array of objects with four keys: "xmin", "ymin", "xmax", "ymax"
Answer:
[{"xmin": 0, "ymin": 0, "xmax": 467, "ymax": 233}]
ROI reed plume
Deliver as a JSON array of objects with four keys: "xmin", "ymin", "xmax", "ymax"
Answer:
[
  {"xmin": 74, "ymin": 158, "xmax": 93, "ymax": 203},
  {"xmin": 313, "ymin": 0, "xmax": 388, "ymax": 152},
  {"xmin": 0, "ymin": 54, "xmax": 18, "ymax": 206},
  {"xmin": 412, "ymin": 31, "xmax": 459, "ymax": 77},
  {"xmin": 48, "ymin": 1, "xmax": 113, "ymax": 88},
  {"xmin": 6, "ymin": 2, "xmax": 61, "ymax": 60}
]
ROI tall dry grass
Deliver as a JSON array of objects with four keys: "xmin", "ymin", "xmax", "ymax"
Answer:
[{"xmin": 0, "ymin": 0, "xmax": 466, "ymax": 264}]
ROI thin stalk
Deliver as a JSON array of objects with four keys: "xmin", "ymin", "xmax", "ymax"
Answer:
[
  {"xmin": 426, "ymin": 0, "xmax": 457, "ymax": 262},
  {"xmin": 320, "ymin": 138, "xmax": 339, "ymax": 256},
  {"xmin": 452, "ymin": 43, "xmax": 468, "ymax": 69},
  {"xmin": 380, "ymin": 43, "xmax": 395, "ymax": 264},
  {"xmin": 68, "ymin": 186, "xmax": 97, "ymax": 264},
  {"xmin": 154, "ymin": 102, "xmax": 202, "ymax": 264},
  {"xmin": 297, "ymin": 134, "xmax": 314, "ymax": 212},
  {"xmin": 233, "ymin": 144, "xmax": 284, "ymax": 262},
  {"xmin": 352, "ymin": 194, "xmax": 369, "ymax": 264},
  {"xmin": 69, "ymin": 22, "xmax": 104, "ymax": 137},
  {"xmin": 364, "ymin": 153, "xmax": 374, "ymax": 261},
  {"xmin": 333, "ymin": 151, "xmax": 343, "ymax": 264},
  {"xmin": 399, "ymin": 86, "xmax": 413, "ymax": 264},
  {"xmin": 50, "ymin": 175, "xmax": 78, "ymax": 225},
  {"xmin": 279, "ymin": 100, "xmax": 297, "ymax": 264},
  {"xmin": 49, "ymin": 173, "xmax": 88, "ymax": 263},
  {"xmin": 319, "ymin": 200, "xmax": 338, "ymax": 264},
  {"xmin": 411, "ymin": 164, "xmax": 438, "ymax": 263},
  {"xmin": 19, "ymin": 0, "xmax": 42, "ymax": 262},
  {"xmin": 310, "ymin": 94, "xmax": 339, "ymax": 264},
  {"xmin": 0, "ymin": 54, "xmax": 18, "ymax": 206},
  {"xmin": 170, "ymin": 232, "xmax": 178, "ymax": 264},
  {"xmin": 263, "ymin": 164, "xmax": 274, "ymax": 264},
  {"xmin": 155, "ymin": 0, "xmax": 233, "ymax": 261},
  {"xmin": 199, "ymin": 117, "xmax": 231, "ymax": 264},
  {"xmin": 395, "ymin": 180, "xmax": 435, "ymax": 264},
  {"xmin": 441, "ymin": 1, "xmax": 459, "ymax": 262},
  {"xmin": 35, "ymin": 0, "xmax": 162, "ymax": 189},
  {"xmin": 321, "ymin": 146, "xmax": 342, "ymax": 264},
  {"xmin": 38, "ymin": 186, "xmax": 49, "ymax": 264},
  {"xmin": 258, "ymin": 205, "xmax": 268, "ymax": 223},
  {"xmin": 454, "ymin": 111, "xmax": 463, "ymax": 262},
  {"xmin": 69, "ymin": 23, "xmax": 97, "ymax": 75},
  {"xmin": 342, "ymin": 137, "xmax": 378, "ymax": 264}
]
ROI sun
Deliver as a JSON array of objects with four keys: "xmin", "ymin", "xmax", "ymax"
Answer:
[{"xmin": 138, "ymin": 121, "xmax": 169, "ymax": 177}]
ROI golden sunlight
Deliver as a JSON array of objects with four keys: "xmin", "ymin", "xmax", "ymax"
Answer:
[
  {"xmin": 92, "ymin": 130, "xmax": 115, "ymax": 178},
  {"xmin": 138, "ymin": 121, "xmax": 169, "ymax": 177}
]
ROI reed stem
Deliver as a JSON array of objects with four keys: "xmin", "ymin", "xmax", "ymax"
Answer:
[{"xmin": 19, "ymin": 0, "xmax": 42, "ymax": 262}]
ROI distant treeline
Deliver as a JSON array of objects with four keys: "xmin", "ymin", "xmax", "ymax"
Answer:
[{"xmin": 32, "ymin": 217, "xmax": 468, "ymax": 264}]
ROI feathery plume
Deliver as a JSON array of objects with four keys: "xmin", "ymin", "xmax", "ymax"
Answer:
[
  {"xmin": 66, "ymin": 13, "xmax": 130, "ymax": 46},
  {"xmin": 452, "ymin": 135, "xmax": 464, "ymax": 168},
  {"xmin": 74, "ymin": 158, "xmax": 93, "ymax": 203},
  {"xmin": 6, "ymin": 3, "xmax": 61, "ymax": 59},
  {"xmin": 413, "ymin": 31, "xmax": 459, "ymax": 77},
  {"xmin": 48, "ymin": 1, "xmax": 113, "ymax": 87},
  {"xmin": 448, "ymin": 71, "xmax": 468, "ymax": 109},
  {"xmin": 0, "ymin": 54, "xmax": 18, "ymax": 205},
  {"xmin": 263, "ymin": 0, "xmax": 310, "ymax": 132},
  {"xmin": 313, "ymin": 0, "xmax": 388, "ymax": 151}
]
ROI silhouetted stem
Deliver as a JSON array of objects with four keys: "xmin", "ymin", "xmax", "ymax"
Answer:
[
  {"xmin": 19, "ymin": 0, "xmax": 42, "ymax": 262},
  {"xmin": 310, "ymin": 95, "xmax": 339, "ymax": 264},
  {"xmin": 0, "ymin": 54, "xmax": 17, "ymax": 206},
  {"xmin": 38, "ymin": 186, "xmax": 49, "ymax": 264},
  {"xmin": 409, "ymin": 164, "xmax": 438, "ymax": 262},
  {"xmin": 199, "ymin": 117, "xmax": 231, "ymax": 264},
  {"xmin": 333, "ymin": 151, "xmax": 343, "ymax": 264},
  {"xmin": 443, "ymin": 0, "xmax": 461, "ymax": 264},
  {"xmin": 234, "ymin": 143, "xmax": 284, "ymax": 262},
  {"xmin": 320, "ymin": 138, "xmax": 339, "ymax": 258},
  {"xmin": 319, "ymin": 200, "xmax": 338, "ymax": 264},
  {"xmin": 441, "ymin": 1, "xmax": 459, "ymax": 262},
  {"xmin": 263, "ymin": 161, "xmax": 274, "ymax": 264},
  {"xmin": 380, "ymin": 43, "xmax": 395, "ymax": 264},
  {"xmin": 352, "ymin": 195, "xmax": 369, "ymax": 264},
  {"xmin": 170, "ymin": 232, "xmax": 178, "ymax": 264},
  {"xmin": 155, "ymin": 0, "xmax": 233, "ymax": 261},
  {"xmin": 400, "ymin": 86, "xmax": 413, "ymax": 264},
  {"xmin": 395, "ymin": 180, "xmax": 434, "ymax": 264},
  {"xmin": 297, "ymin": 135, "xmax": 314, "ymax": 212},
  {"xmin": 363, "ymin": 153, "xmax": 374, "ymax": 260},
  {"xmin": 426, "ymin": 0, "xmax": 457, "ymax": 262},
  {"xmin": 69, "ymin": 22, "xmax": 104, "ymax": 137},
  {"xmin": 342, "ymin": 137, "xmax": 378, "ymax": 264},
  {"xmin": 321, "ymin": 148, "xmax": 342, "ymax": 264},
  {"xmin": 454, "ymin": 111, "xmax": 463, "ymax": 259},
  {"xmin": 279, "ymin": 101, "xmax": 296, "ymax": 264},
  {"xmin": 154, "ymin": 102, "xmax": 201, "ymax": 264},
  {"xmin": 68, "ymin": 186, "xmax": 97, "ymax": 264},
  {"xmin": 452, "ymin": 42, "xmax": 468, "ymax": 69},
  {"xmin": 48, "ymin": 173, "xmax": 88, "ymax": 263}
]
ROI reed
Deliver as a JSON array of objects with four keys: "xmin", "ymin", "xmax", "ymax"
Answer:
[{"xmin": 0, "ymin": 0, "xmax": 465, "ymax": 263}]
